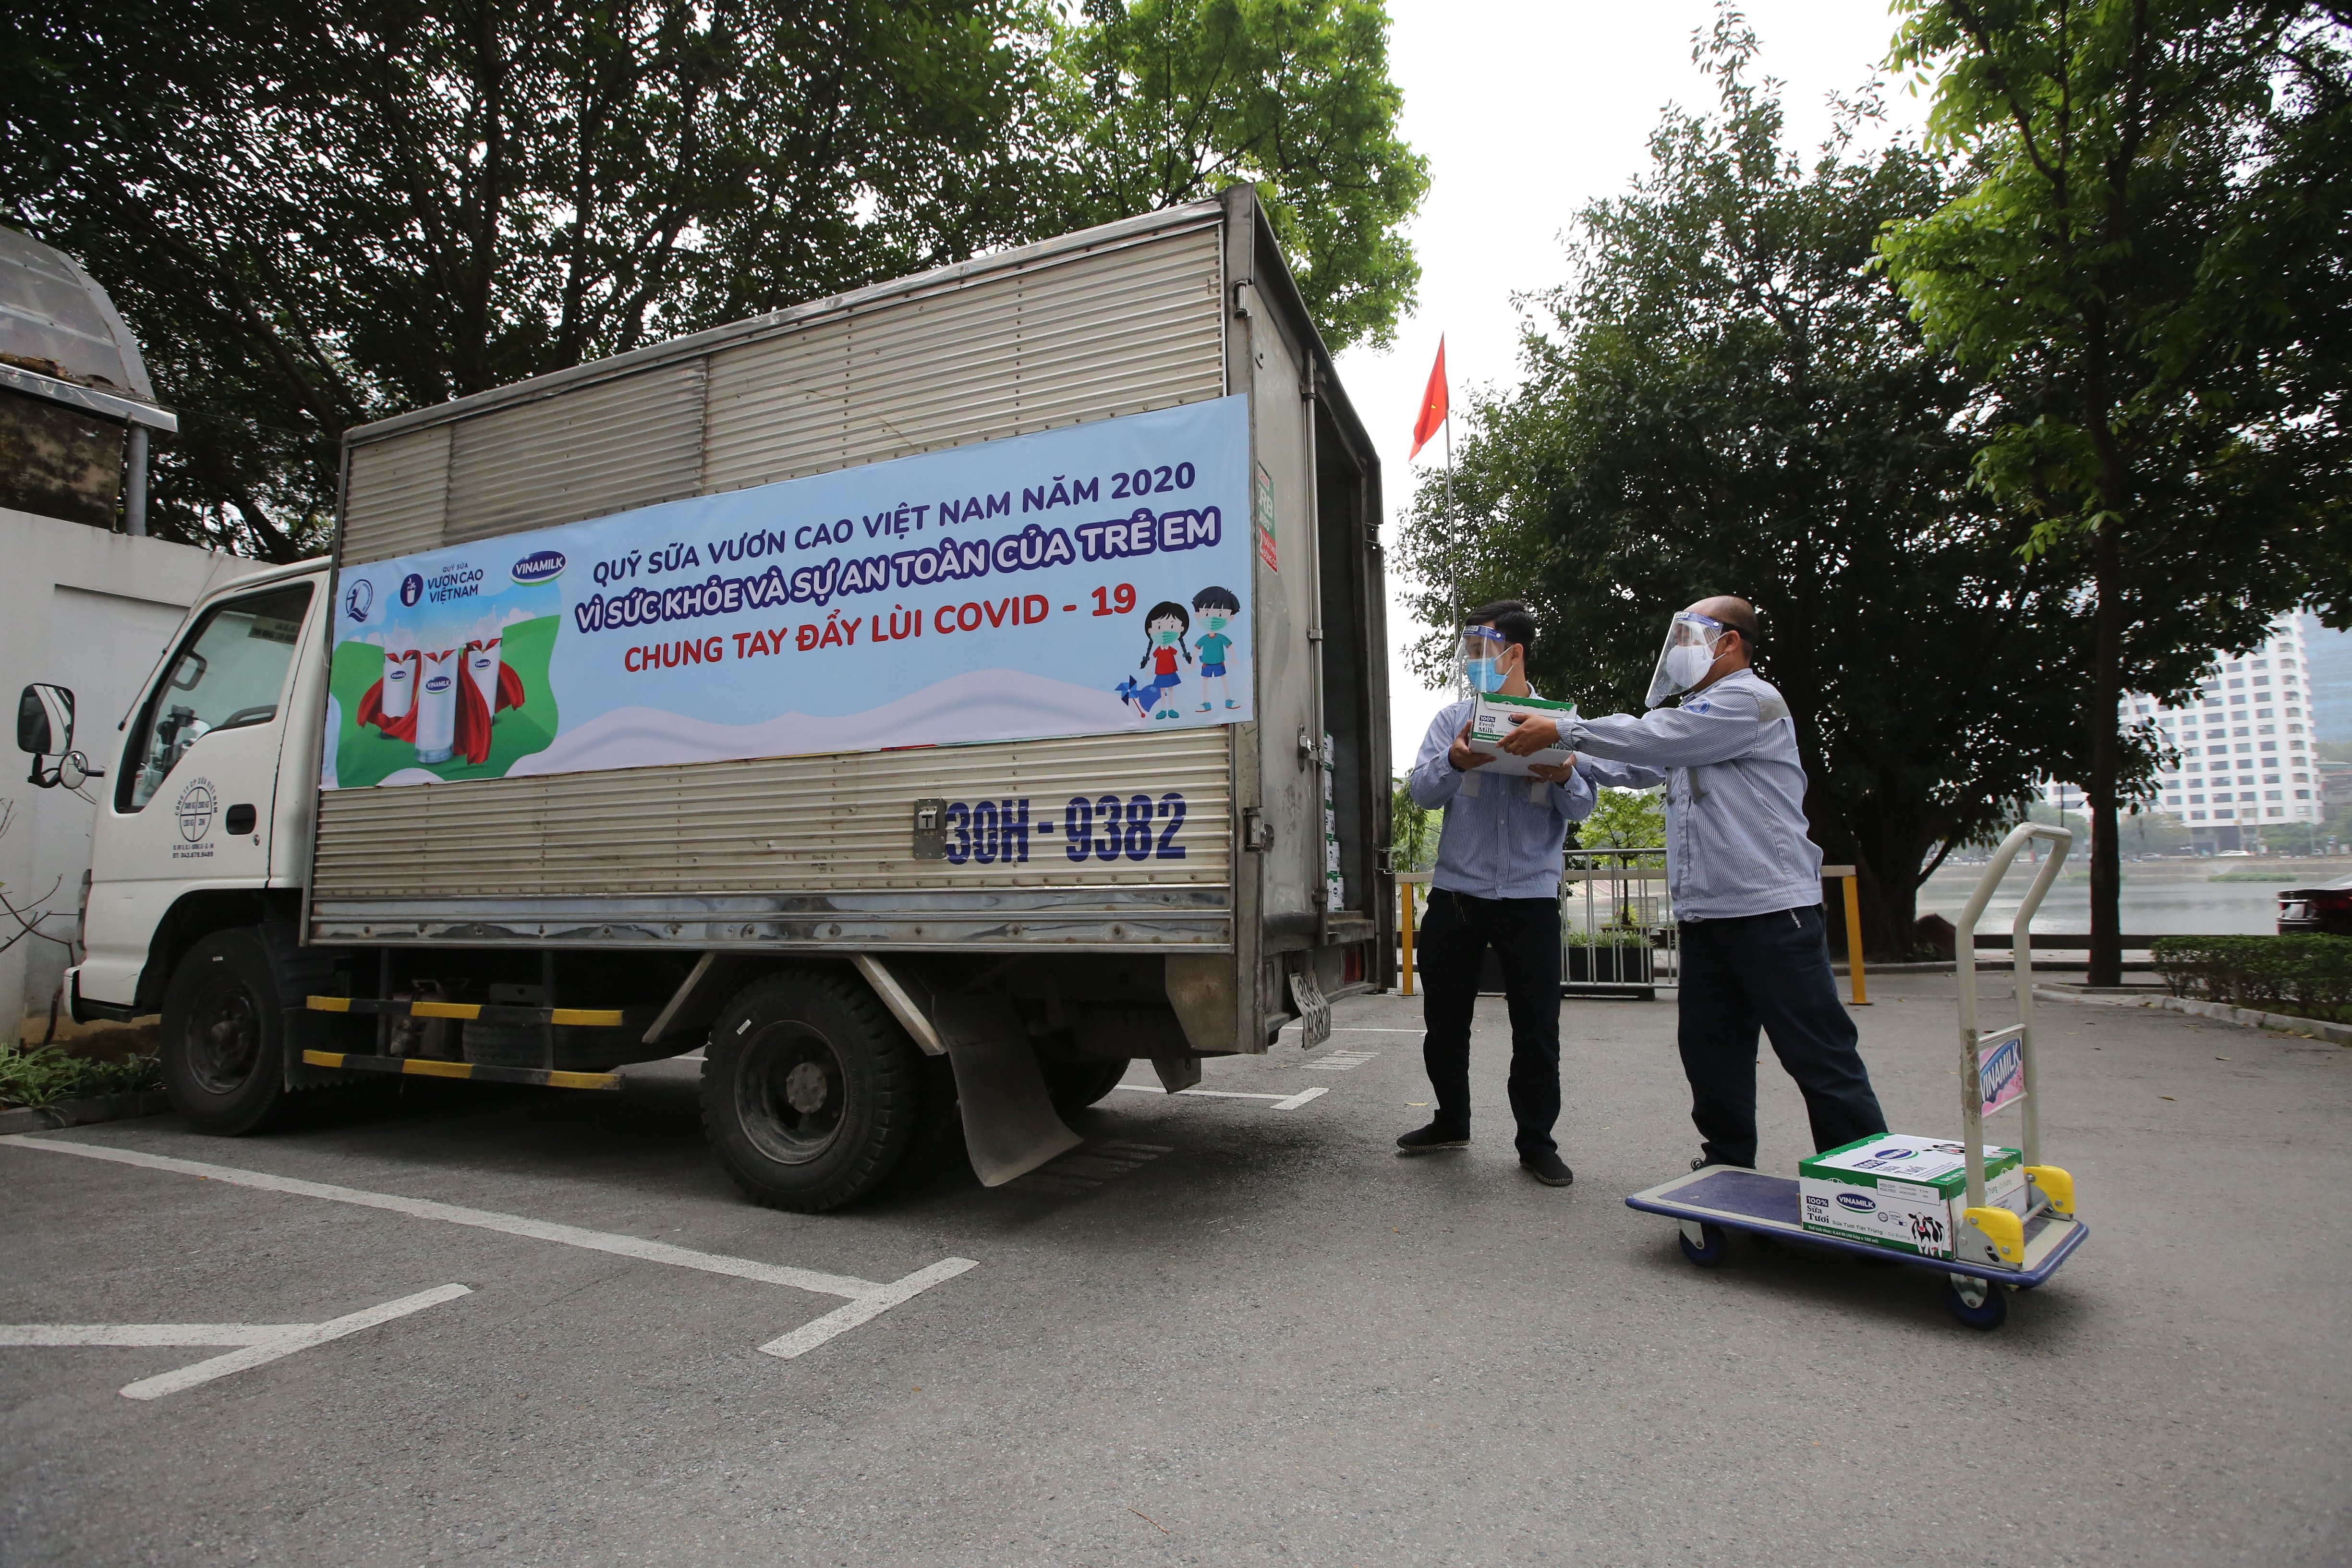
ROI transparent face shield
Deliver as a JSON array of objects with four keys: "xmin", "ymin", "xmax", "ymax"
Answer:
[
  {"xmin": 1645, "ymin": 611, "xmax": 1727, "ymax": 707},
  {"xmin": 1457, "ymin": 624, "xmax": 1511, "ymax": 698}
]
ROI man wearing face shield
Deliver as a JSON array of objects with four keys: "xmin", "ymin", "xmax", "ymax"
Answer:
[
  {"xmin": 1398, "ymin": 600, "xmax": 1605, "ymax": 1187},
  {"xmin": 1492, "ymin": 596, "xmax": 1886, "ymax": 1173}
]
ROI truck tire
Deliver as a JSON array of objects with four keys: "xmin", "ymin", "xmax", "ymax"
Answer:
[
  {"xmin": 160, "ymin": 927, "xmax": 291, "ymax": 1135},
  {"xmin": 701, "ymin": 969, "xmax": 922, "ymax": 1213},
  {"xmin": 1040, "ymin": 1054, "xmax": 1130, "ymax": 1115}
]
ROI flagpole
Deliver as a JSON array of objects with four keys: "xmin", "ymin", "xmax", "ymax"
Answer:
[{"xmin": 1443, "ymin": 404, "xmax": 1459, "ymax": 661}]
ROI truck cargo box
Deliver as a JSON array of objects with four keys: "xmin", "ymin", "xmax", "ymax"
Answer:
[{"xmin": 303, "ymin": 189, "xmax": 1391, "ymax": 1061}]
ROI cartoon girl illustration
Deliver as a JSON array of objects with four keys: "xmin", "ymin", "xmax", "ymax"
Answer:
[
  {"xmin": 1134, "ymin": 600, "xmax": 1193, "ymax": 720},
  {"xmin": 1190, "ymin": 586, "xmax": 1240, "ymax": 711}
]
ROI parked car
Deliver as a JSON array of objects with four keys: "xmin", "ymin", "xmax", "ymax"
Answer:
[{"xmin": 2278, "ymin": 876, "xmax": 2352, "ymax": 935}]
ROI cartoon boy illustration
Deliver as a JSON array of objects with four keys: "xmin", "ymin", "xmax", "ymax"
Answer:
[
  {"xmin": 1190, "ymin": 585, "xmax": 1240, "ymax": 711},
  {"xmin": 1135, "ymin": 600, "xmax": 1194, "ymax": 720}
]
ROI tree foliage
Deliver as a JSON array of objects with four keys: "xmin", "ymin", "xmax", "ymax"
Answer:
[
  {"xmin": 1038, "ymin": 0, "xmax": 1427, "ymax": 352},
  {"xmin": 1, "ymin": 0, "xmax": 1423, "ymax": 559},
  {"xmin": 1878, "ymin": 0, "xmax": 2349, "ymax": 982},
  {"xmin": 1390, "ymin": 777, "xmax": 1440, "ymax": 871},
  {"xmin": 1398, "ymin": 21, "xmax": 2090, "ymax": 953},
  {"xmin": 1580, "ymin": 788, "xmax": 1665, "ymax": 851}
]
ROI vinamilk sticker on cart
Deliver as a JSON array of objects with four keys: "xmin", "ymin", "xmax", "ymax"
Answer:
[{"xmin": 323, "ymin": 397, "xmax": 1255, "ymax": 789}]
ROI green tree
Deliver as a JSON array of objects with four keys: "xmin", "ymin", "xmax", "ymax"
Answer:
[
  {"xmin": 1580, "ymin": 788, "xmax": 1665, "ymax": 850},
  {"xmin": 1037, "ymin": 0, "xmax": 1427, "ymax": 351},
  {"xmin": 1400, "ymin": 20, "xmax": 2086, "ymax": 954},
  {"xmin": 1878, "ymin": 0, "xmax": 2345, "ymax": 984},
  {"xmin": 1390, "ymin": 776, "xmax": 1441, "ymax": 871},
  {"xmin": 5, "ymin": 0, "xmax": 1042, "ymax": 559},
  {"xmin": 3, "ymin": 0, "xmax": 1424, "ymax": 559}
]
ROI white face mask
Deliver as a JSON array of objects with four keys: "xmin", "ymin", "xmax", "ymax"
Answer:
[
  {"xmin": 1645, "ymin": 611, "xmax": 1730, "ymax": 707},
  {"xmin": 1662, "ymin": 642, "xmax": 1715, "ymax": 688}
]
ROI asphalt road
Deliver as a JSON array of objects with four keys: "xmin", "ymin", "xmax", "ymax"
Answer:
[{"xmin": 3, "ymin": 974, "xmax": 2346, "ymax": 1566}]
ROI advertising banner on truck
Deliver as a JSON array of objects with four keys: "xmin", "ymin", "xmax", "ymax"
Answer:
[{"xmin": 325, "ymin": 396, "xmax": 1254, "ymax": 790}]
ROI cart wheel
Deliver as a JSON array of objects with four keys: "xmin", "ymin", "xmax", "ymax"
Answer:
[
  {"xmin": 1943, "ymin": 1274, "xmax": 2009, "ymax": 1330},
  {"xmin": 1677, "ymin": 1221, "xmax": 1729, "ymax": 1267}
]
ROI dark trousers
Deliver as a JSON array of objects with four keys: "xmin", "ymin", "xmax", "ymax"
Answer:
[
  {"xmin": 1677, "ymin": 904, "xmax": 1886, "ymax": 1169},
  {"xmin": 1417, "ymin": 888, "xmax": 1562, "ymax": 1155}
]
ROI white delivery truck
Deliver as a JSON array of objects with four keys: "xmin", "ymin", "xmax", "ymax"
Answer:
[{"xmin": 17, "ymin": 192, "xmax": 1394, "ymax": 1209}]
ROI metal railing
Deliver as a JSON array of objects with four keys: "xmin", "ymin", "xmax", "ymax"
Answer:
[
  {"xmin": 1562, "ymin": 848, "xmax": 1674, "ymax": 993},
  {"xmin": 1396, "ymin": 850, "xmax": 1875, "ymax": 1005}
]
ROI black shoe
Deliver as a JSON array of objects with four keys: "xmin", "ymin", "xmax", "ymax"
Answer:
[
  {"xmin": 1396, "ymin": 1123, "xmax": 1469, "ymax": 1155},
  {"xmin": 1691, "ymin": 1155, "xmax": 1710, "ymax": 1172},
  {"xmin": 1520, "ymin": 1150, "xmax": 1574, "ymax": 1186}
]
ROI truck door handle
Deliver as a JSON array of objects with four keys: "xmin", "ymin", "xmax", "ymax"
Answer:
[{"xmin": 225, "ymin": 803, "xmax": 257, "ymax": 835}]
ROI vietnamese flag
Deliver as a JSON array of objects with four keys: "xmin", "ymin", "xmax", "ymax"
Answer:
[{"xmin": 1409, "ymin": 337, "xmax": 1449, "ymax": 460}]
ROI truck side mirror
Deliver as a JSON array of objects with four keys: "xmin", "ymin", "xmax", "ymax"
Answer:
[{"xmin": 17, "ymin": 684, "xmax": 72, "ymax": 757}]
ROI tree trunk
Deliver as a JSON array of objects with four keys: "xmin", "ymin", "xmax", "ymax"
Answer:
[
  {"xmin": 2087, "ymin": 519, "xmax": 2124, "ymax": 986},
  {"xmin": 1851, "ymin": 821, "xmax": 1932, "ymax": 960}
]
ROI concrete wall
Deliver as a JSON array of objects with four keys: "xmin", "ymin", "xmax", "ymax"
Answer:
[{"xmin": 0, "ymin": 508, "xmax": 267, "ymax": 1040}]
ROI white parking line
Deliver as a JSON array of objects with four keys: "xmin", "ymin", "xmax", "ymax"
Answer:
[
  {"xmin": 0, "ymin": 1284, "xmax": 471, "ymax": 1400},
  {"xmin": 1302, "ymin": 1050, "xmax": 1379, "ymax": 1071},
  {"xmin": 760, "ymin": 1259, "xmax": 977, "ymax": 1360},
  {"xmin": 1, "ymin": 1136, "xmax": 974, "ymax": 1360},
  {"xmin": 1111, "ymin": 1084, "xmax": 1330, "ymax": 1110}
]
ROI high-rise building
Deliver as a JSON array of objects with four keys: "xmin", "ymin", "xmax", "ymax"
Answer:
[{"xmin": 2124, "ymin": 617, "xmax": 2318, "ymax": 850}]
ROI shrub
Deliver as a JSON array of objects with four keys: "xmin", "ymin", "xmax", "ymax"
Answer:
[
  {"xmin": 2149, "ymin": 936, "xmax": 2352, "ymax": 1023},
  {"xmin": 0, "ymin": 1044, "xmax": 162, "ymax": 1109}
]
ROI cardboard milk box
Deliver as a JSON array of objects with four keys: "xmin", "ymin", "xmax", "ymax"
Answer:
[
  {"xmin": 1464, "ymin": 692, "xmax": 1577, "ymax": 777},
  {"xmin": 1797, "ymin": 1134, "xmax": 2029, "ymax": 1260}
]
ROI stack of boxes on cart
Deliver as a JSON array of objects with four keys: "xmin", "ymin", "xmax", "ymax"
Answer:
[{"xmin": 1797, "ymin": 1135, "xmax": 2031, "ymax": 1260}]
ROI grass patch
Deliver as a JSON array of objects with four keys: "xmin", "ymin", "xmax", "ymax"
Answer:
[{"xmin": 0, "ymin": 1042, "xmax": 162, "ymax": 1109}]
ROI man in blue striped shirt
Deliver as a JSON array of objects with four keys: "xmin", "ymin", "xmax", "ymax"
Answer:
[{"xmin": 1397, "ymin": 600, "xmax": 1616, "ymax": 1186}]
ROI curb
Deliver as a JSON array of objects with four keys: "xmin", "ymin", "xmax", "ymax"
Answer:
[
  {"xmin": 0, "ymin": 1089, "xmax": 173, "ymax": 1136},
  {"xmin": 2032, "ymin": 985, "xmax": 2352, "ymax": 1045},
  {"xmin": 1816, "ymin": 963, "xmax": 2164, "ymax": 973}
]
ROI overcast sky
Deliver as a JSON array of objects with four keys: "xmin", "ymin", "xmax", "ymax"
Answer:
[{"xmin": 1332, "ymin": 0, "xmax": 1929, "ymax": 758}]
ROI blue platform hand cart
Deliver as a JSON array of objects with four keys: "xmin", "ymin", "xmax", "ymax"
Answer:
[{"xmin": 1624, "ymin": 822, "xmax": 2090, "ymax": 1329}]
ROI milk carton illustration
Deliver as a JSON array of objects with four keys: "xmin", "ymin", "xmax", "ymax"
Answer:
[
  {"xmin": 414, "ymin": 647, "xmax": 461, "ymax": 764},
  {"xmin": 357, "ymin": 639, "xmax": 420, "ymax": 740},
  {"xmin": 381, "ymin": 644, "xmax": 417, "ymax": 724},
  {"xmin": 465, "ymin": 633, "xmax": 502, "ymax": 713}
]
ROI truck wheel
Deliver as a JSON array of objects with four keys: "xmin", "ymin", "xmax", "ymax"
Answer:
[
  {"xmin": 1040, "ymin": 1055, "xmax": 1130, "ymax": 1115},
  {"xmin": 160, "ymin": 928, "xmax": 291, "ymax": 1134},
  {"xmin": 701, "ymin": 969, "xmax": 921, "ymax": 1213}
]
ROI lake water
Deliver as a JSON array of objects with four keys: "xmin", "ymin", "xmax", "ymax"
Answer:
[{"xmin": 1916, "ymin": 857, "xmax": 2349, "ymax": 936}]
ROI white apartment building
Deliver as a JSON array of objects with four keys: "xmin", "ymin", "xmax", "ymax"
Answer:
[{"xmin": 2123, "ymin": 617, "xmax": 2319, "ymax": 849}]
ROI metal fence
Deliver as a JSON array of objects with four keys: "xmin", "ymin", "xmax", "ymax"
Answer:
[
  {"xmin": 1397, "ymin": 852, "xmax": 1872, "ymax": 1004},
  {"xmin": 1562, "ymin": 848, "xmax": 1675, "ymax": 995}
]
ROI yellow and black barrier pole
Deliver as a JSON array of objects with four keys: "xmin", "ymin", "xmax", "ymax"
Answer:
[
  {"xmin": 1820, "ymin": 864, "xmax": 1869, "ymax": 1006},
  {"xmin": 1397, "ymin": 872, "xmax": 1431, "ymax": 997}
]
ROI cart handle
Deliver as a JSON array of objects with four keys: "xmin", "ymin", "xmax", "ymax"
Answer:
[{"xmin": 1954, "ymin": 821, "xmax": 2073, "ymax": 1209}]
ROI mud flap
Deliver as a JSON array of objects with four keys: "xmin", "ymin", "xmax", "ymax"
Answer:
[
  {"xmin": 853, "ymin": 960, "xmax": 1081, "ymax": 1187},
  {"xmin": 946, "ymin": 1031, "xmax": 1083, "ymax": 1187}
]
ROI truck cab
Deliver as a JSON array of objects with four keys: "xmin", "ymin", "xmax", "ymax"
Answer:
[{"xmin": 23, "ymin": 562, "xmax": 332, "ymax": 1126}]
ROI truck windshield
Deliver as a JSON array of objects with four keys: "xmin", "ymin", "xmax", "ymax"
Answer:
[{"xmin": 121, "ymin": 583, "xmax": 313, "ymax": 812}]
